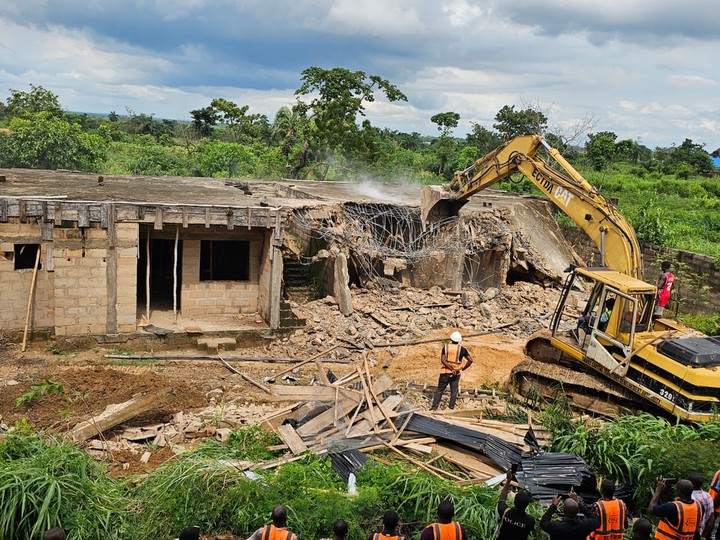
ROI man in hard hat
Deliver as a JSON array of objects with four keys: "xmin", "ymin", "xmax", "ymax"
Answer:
[{"xmin": 429, "ymin": 331, "xmax": 473, "ymax": 410}]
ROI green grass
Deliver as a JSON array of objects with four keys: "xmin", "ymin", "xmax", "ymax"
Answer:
[{"xmin": 548, "ymin": 412, "xmax": 720, "ymax": 507}]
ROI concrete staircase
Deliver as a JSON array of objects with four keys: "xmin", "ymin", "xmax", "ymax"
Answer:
[
  {"xmin": 281, "ymin": 258, "xmax": 310, "ymax": 329},
  {"xmin": 283, "ymin": 258, "xmax": 316, "ymax": 303}
]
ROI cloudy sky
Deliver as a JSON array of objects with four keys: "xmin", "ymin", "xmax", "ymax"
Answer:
[{"xmin": 0, "ymin": 1, "xmax": 717, "ymax": 148}]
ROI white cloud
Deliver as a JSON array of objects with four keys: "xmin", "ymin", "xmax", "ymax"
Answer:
[
  {"xmin": 667, "ymin": 74, "xmax": 718, "ymax": 88},
  {"xmin": 443, "ymin": 0, "xmax": 485, "ymax": 27},
  {"xmin": 321, "ymin": 0, "xmax": 424, "ymax": 35}
]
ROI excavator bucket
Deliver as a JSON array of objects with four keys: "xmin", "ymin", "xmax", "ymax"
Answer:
[{"xmin": 420, "ymin": 185, "xmax": 469, "ymax": 226}]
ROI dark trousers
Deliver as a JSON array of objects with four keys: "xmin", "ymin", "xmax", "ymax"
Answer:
[{"xmin": 430, "ymin": 372, "xmax": 460, "ymax": 410}]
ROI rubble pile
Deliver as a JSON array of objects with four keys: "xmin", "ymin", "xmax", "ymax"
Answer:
[{"xmin": 269, "ymin": 281, "xmax": 561, "ymax": 362}]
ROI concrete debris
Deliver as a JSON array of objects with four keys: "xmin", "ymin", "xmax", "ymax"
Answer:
[{"xmin": 267, "ymin": 281, "xmax": 559, "ymax": 365}]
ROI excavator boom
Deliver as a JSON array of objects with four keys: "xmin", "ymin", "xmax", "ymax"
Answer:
[{"xmin": 421, "ymin": 135, "xmax": 643, "ymax": 279}]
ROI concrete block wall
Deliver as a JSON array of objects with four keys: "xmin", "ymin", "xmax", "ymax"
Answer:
[
  {"xmin": 181, "ymin": 233, "xmax": 262, "ymax": 317},
  {"xmin": 115, "ymin": 223, "xmax": 138, "ymax": 333},
  {"xmin": 561, "ymin": 225, "xmax": 720, "ymax": 315},
  {"xmin": 0, "ymin": 222, "xmax": 55, "ymax": 330},
  {"xmin": 52, "ymin": 226, "xmax": 109, "ymax": 335}
]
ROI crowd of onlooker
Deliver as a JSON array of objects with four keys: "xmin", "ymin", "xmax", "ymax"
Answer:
[{"xmin": 40, "ymin": 468, "xmax": 720, "ymax": 540}]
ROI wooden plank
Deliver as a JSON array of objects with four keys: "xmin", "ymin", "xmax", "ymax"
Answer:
[
  {"xmin": 372, "ymin": 322, "xmax": 518, "ymax": 348},
  {"xmin": 153, "ymin": 208, "xmax": 163, "ymax": 230},
  {"xmin": 431, "ymin": 442, "xmax": 503, "ymax": 477},
  {"xmin": 218, "ymin": 355, "xmax": 270, "ymax": 393},
  {"xmin": 269, "ymin": 385, "xmax": 362, "ymax": 402},
  {"xmin": 356, "ymin": 367, "xmax": 378, "ymax": 433},
  {"xmin": 0, "ymin": 199, "xmax": 7, "ymax": 222},
  {"xmin": 205, "ymin": 208, "xmax": 210, "ymax": 228},
  {"xmin": 68, "ymin": 387, "xmax": 173, "ymax": 443},
  {"xmin": 364, "ymin": 357, "xmax": 397, "ymax": 433},
  {"xmin": 347, "ymin": 394, "xmax": 404, "ymax": 436},
  {"xmin": 277, "ymin": 424, "xmax": 308, "ymax": 455},
  {"xmin": 227, "ymin": 209, "xmax": 234, "ymax": 230},
  {"xmin": 266, "ymin": 345, "xmax": 341, "ymax": 382},
  {"xmin": 182, "ymin": 208, "xmax": 189, "ymax": 228},
  {"xmin": 52, "ymin": 202, "xmax": 62, "ymax": 225},
  {"xmin": 296, "ymin": 375, "xmax": 393, "ymax": 437},
  {"xmin": 259, "ymin": 403, "xmax": 315, "ymax": 431},
  {"xmin": 78, "ymin": 205, "xmax": 90, "ymax": 227},
  {"xmin": 100, "ymin": 204, "xmax": 108, "ymax": 229},
  {"xmin": 403, "ymin": 442, "xmax": 434, "ymax": 455}
]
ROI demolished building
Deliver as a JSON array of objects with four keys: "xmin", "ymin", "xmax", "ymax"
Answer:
[{"xmin": 0, "ymin": 169, "xmax": 581, "ymax": 338}]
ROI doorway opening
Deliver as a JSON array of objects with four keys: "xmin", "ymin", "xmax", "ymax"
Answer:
[{"xmin": 137, "ymin": 238, "xmax": 183, "ymax": 311}]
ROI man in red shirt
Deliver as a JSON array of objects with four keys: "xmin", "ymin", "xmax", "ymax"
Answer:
[{"xmin": 654, "ymin": 261, "xmax": 674, "ymax": 319}]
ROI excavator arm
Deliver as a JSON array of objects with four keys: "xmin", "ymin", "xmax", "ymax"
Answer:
[{"xmin": 421, "ymin": 135, "xmax": 643, "ymax": 278}]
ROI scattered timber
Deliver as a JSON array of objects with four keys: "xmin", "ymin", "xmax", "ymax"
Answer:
[{"xmin": 68, "ymin": 387, "xmax": 174, "ymax": 443}]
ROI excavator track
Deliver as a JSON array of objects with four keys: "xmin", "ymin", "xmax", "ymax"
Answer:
[{"xmin": 511, "ymin": 334, "xmax": 647, "ymax": 418}]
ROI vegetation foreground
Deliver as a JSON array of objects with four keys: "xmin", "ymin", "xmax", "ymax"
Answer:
[{"xmin": 3, "ymin": 409, "xmax": 720, "ymax": 540}]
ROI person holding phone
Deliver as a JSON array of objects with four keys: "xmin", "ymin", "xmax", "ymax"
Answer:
[
  {"xmin": 540, "ymin": 491, "xmax": 600, "ymax": 540},
  {"xmin": 648, "ymin": 478, "xmax": 701, "ymax": 540},
  {"xmin": 497, "ymin": 468, "xmax": 535, "ymax": 540}
]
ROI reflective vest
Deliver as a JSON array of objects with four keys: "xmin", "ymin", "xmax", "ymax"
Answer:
[
  {"xmin": 658, "ymin": 272, "xmax": 675, "ymax": 307},
  {"xmin": 655, "ymin": 500, "xmax": 701, "ymax": 540},
  {"xmin": 441, "ymin": 344, "xmax": 463, "ymax": 374},
  {"xmin": 425, "ymin": 521, "xmax": 461, "ymax": 540},
  {"xmin": 262, "ymin": 525, "xmax": 297, "ymax": 540},
  {"xmin": 709, "ymin": 470, "xmax": 720, "ymax": 511},
  {"xmin": 588, "ymin": 498, "xmax": 627, "ymax": 540},
  {"xmin": 372, "ymin": 533, "xmax": 404, "ymax": 540}
]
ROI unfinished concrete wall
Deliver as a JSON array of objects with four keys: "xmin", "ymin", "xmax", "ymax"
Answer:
[
  {"xmin": 53, "ymin": 226, "xmax": 109, "ymax": 336},
  {"xmin": 115, "ymin": 223, "xmax": 138, "ymax": 333},
  {"xmin": 258, "ymin": 231, "xmax": 282, "ymax": 328},
  {"xmin": 180, "ymin": 229, "xmax": 263, "ymax": 317},
  {"xmin": 0, "ymin": 222, "xmax": 55, "ymax": 331}
]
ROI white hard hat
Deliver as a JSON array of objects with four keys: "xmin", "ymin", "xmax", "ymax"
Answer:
[{"xmin": 450, "ymin": 331, "xmax": 462, "ymax": 343}]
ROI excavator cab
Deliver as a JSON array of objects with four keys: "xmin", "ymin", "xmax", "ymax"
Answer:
[
  {"xmin": 540, "ymin": 266, "xmax": 720, "ymax": 421},
  {"xmin": 551, "ymin": 268, "xmax": 656, "ymax": 356}
]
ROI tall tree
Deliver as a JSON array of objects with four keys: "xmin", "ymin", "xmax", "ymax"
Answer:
[
  {"xmin": 668, "ymin": 139, "xmax": 714, "ymax": 176},
  {"xmin": 465, "ymin": 123, "xmax": 502, "ymax": 155},
  {"xmin": 0, "ymin": 111, "xmax": 107, "ymax": 171},
  {"xmin": 4, "ymin": 85, "xmax": 63, "ymax": 119},
  {"xmin": 271, "ymin": 104, "xmax": 312, "ymax": 178},
  {"xmin": 493, "ymin": 105, "xmax": 548, "ymax": 139},
  {"xmin": 210, "ymin": 98, "xmax": 268, "ymax": 143},
  {"xmin": 190, "ymin": 106, "xmax": 218, "ymax": 138},
  {"xmin": 430, "ymin": 111, "xmax": 460, "ymax": 175},
  {"xmin": 585, "ymin": 131, "xmax": 618, "ymax": 171},
  {"xmin": 294, "ymin": 66, "xmax": 407, "ymax": 180}
]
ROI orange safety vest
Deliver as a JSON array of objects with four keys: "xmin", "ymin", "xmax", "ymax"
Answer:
[
  {"xmin": 709, "ymin": 470, "xmax": 720, "ymax": 511},
  {"xmin": 372, "ymin": 533, "xmax": 404, "ymax": 540},
  {"xmin": 425, "ymin": 521, "xmax": 461, "ymax": 540},
  {"xmin": 441, "ymin": 344, "xmax": 463, "ymax": 374},
  {"xmin": 262, "ymin": 525, "xmax": 297, "ymax": 540},
  {"xmin": 588, "ymin": 498, "xmax": 627, "ymax": 540},
  {"xmin": 655, "ymin": 500, "xmax": 701, "ymax": 540}
]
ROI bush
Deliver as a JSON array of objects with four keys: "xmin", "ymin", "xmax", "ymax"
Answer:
[
  {"xmin": 0, "ymin": 433, "xmax": 131, "ymax": 540},
  {"xmin": 549, "ymin": 413, "xmax": 720, "ymax": 508}
]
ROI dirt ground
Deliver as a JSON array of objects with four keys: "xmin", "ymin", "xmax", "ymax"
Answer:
[
  {"xmin": 0, "ymin": 314, "xmax": 534, "ymax": 540},
  {"xmin": 0, "ymin": 332, "xmax": 525, "ymax": 430}
]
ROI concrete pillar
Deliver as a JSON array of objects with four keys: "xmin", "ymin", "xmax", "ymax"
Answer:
[
  {"xmin": 333, "ymin": 253, "xmax": 353, "ymax": 316},
  {"xmin": 268, "ymin": 245, "xmax": 283, "ymax": 329}
]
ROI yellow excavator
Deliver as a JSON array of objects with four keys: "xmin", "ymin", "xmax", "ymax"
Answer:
[{"xmin": 421, "ymin": 135, "xmax": 720, "ymax": 422}]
